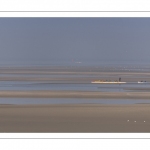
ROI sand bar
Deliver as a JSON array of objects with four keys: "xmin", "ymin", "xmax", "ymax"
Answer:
[
  {"xmin": 0, "ymin": 66, "xmax": 150, "ymax": 82},
  {"xmin": 0, "ymin": 90, "xmax": 150, "ymax": 99}
]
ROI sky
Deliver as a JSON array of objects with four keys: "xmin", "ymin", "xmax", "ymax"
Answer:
[{"xmin": 0, "ymin": 18, "xmax": 150, "ymax": 66}]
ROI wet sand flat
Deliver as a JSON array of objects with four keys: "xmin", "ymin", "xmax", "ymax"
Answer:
[
  {"xmin": 0, "ymin": 90, "xmax": 149, "ymax": 99},
  {"xmin": 0, "ymin": 104, "xmax": 150, "ymax": 132},
  {"xmin": 0, "ymin": 66, "xmax": 150, "ymax": 83},
  {"xmin": 0, "ymin": 66, "xmax": 150, "ymax": 132}
]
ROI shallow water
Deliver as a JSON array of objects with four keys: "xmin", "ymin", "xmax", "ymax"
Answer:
[
  {"xmin": 0, "ymin": 98, "xmax": 150, "ymax": 105},
  {"xmin": 0, "ymin": 64, "xmax": 150, "ymax": 105},
  {"xmin": 0, "ymin": 81, "xmax": 150, "ymax": 92}
]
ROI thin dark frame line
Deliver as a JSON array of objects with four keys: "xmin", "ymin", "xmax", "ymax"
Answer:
[
  {"xmin": 0, "ymin": 138, "xmax": 150, "ymax": 139},
  {"xmin": 0, "ymin": 11, "xmax": 150, "ymax": 12}
]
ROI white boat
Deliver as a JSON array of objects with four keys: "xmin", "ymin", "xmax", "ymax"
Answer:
[{"xmin": 91, "ymin": 81, "xmax": 126, "ymax": 84}]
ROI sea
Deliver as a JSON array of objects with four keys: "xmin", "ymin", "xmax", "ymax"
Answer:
[{"xmin": 0, "ymin": 60, "xmax": 150, "ymax": 105}]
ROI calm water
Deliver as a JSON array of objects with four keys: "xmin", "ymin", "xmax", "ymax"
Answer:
[
  {"xmin": 0, "ymin": 61, "xmax": 150, "ymax": 105},
  {"xmin": 0, "ymin": 81, "xmax": 150, "ymax": 92},
  {"xmin": 0, "ymin": 98, "xmax": 150, "ymax": 105},
  {"xmin": 0, "ymin": 81, "xmax": 150, "ymax": 105}
]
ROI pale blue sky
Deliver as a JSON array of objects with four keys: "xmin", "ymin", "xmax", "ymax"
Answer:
[{"xmin": 0, "ymin": 18, "xmax": 150, "ymax": 66}]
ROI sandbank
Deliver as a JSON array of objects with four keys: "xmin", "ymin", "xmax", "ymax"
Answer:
[{"xmin": 0, "ymin": 90, "xmax": 149, "ymax": 99}]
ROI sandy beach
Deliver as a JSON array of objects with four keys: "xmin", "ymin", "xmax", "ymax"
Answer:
[{"xmin": 0, "ymin": 104, "xmax": 149, "ymax": 132}]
